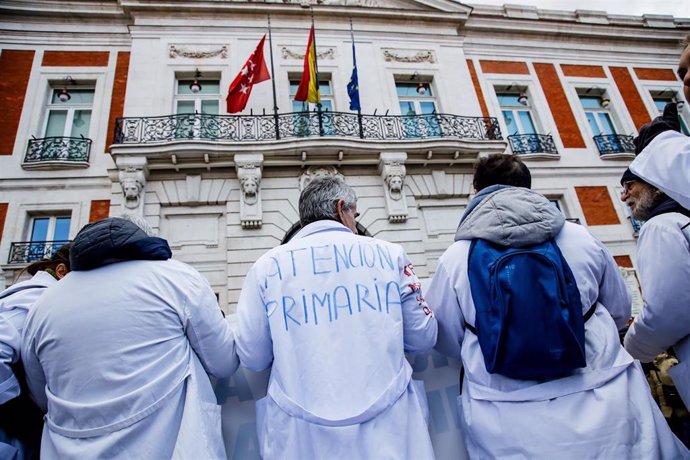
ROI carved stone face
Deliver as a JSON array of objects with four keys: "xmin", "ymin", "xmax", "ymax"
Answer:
[
  {"xmin": 242, "ymin": 176, "xmax": 258, "ymax": 195},
  {"xmin": 123, "ymin": 180, "xmax": 141, "ymax": 199},
  {"xmin": 388, "ymin": 175, "xmax": 403, "ymax": 193}
]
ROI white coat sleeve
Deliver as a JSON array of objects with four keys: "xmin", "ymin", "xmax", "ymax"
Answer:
[
  {"xmin": 630, "ymin": 131, "xmax": 690, "ymax": 211},
  {"xmin": 182, "ymin": 272, "xmax": 239, "ymax": 379},
  {"xmin": 235, "ymin": 264, "xmax": 273, "ymax": 371},
  {"xmin": 624, "ymin": 220, "xmax": 690, "ymax": 362},
  {"xmin": 0, "ymin": 314, "xmax": 20, "ymax": 404},
  {"xmin": 425, "ymin": 261, "xmax": 465, "ymax": 362},
  {"xmin": 398, "ymin": 251, "xmax": 437, "ymax": 354},
  {"xmin": 19, "ymin": 316, "xmax": 48, "ymax": 412},
  {"xmin": 595, "ymin": 239, "xmax": 632, "ymax": 330}
]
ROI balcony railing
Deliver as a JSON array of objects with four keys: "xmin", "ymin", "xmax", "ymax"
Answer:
[
  {"xmin": 8, "ymin": 240, "xmax": 71, "ymax": 264},
  {"xmin": 114, "ymin": 111, "xmax": 502, "ymax": 144},
  {"xmin": 593, "ymin": 134, "xmax": 635, "ymax": 155},
  {"xmin": 507, "ymin": 134, "xmax": 558, "ymax": 155},
  {"xmin": 24, "ymin": 136, "xmax": 91, "ymax": 164}
]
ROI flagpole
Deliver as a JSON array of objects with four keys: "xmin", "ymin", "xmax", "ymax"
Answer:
[
  {"xmin": 349, "ymin": 18, "xmax": 363, "ymax": 139},
  {"xmin": 267, "ymin": 14, "xmax": 280, "ymax": 140},
  {"xmin": 310, "ymin": 8, "xmax": 324, "ymax": 136}
]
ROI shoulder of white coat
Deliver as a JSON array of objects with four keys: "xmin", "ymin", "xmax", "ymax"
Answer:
[
  {"xmin": 437, "ymin": 240, "xmax": 471, "ymax": 267},
  {"xmin": 641, "ymin": 213, "xmax": 690, "ymax": 237}
]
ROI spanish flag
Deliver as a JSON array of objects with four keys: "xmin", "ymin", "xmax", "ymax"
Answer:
[{"xmin": 294, "ymin": 25, "xmax": 320, "ymax": 103}]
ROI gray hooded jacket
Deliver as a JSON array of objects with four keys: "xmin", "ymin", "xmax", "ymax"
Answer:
[{"xmin": 455, "ymin": 185, "xmax": 565, "ymax": 247}]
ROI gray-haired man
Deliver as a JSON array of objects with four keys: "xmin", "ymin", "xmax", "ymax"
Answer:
[{"xmin": 235, "ymin": 175, "xmax": 437, "ymax": 460}]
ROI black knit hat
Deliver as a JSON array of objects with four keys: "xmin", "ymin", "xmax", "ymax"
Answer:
[{"xmin": 620, "ymin": 167, "xmax": 641, "ymax": 186}]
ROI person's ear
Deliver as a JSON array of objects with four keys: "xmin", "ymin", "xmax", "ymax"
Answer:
[
  {"xmin": 335, "ymin": 199, "xmax": 347, "ymax": 224},
  {"xmin": 55, "ymin": 263, "xmax": 69, "ymax": 280}
]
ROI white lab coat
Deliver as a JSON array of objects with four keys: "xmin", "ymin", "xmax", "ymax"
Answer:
[
  {"xmin": 0, "ymin": 271, "xmax": 56, "ymax": 404},
  {"xmin": 429, "ymin": 222, "xmax": 689, "ymax": 458},
  {"xmin": 236, "ymin": 220, "xmax": 438, "ymax": 459},
  {"xmin": 630, "ymin": 130, "xmax": 690, "ymax": 210},
  {"xmin": 21, "ymin": 259, "xmax": 238, "ymax": 459},
  {"xmin": 623, "ymin": 197, "xmax": 690, "ymax": 410}
]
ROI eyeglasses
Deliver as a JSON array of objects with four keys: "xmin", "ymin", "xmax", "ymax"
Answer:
[{"xmin": 622, "ymin": 180, "xmax": 636, "ymax": 193}]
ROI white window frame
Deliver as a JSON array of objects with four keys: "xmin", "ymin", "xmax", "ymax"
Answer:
[
  {"xmin": 173, "ymin": 74, "xmax": 221, "ymax": 115},
  {"xmin": 642, "ymin": 85, "xmax": 690, "ymax": 135},
  {"xmin": 42, "ymin": 85, "xmax": 95, "ymax": 139},
  {"xmin": 288, "ymin": 74, "xmax": 335, "ymax": 113}
]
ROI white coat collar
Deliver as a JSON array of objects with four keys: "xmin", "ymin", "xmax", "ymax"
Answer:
[
  {"xmin": 0, "ymin": 270, "xmax": 56, "ymax": 299},
  {"xmin": 292, "ymin": 220, "xmax": 353, "ymax": 240}
]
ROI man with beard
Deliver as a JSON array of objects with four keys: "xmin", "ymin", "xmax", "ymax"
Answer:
[{"xmin": 621, "ymin": 107, "xmax": 690, "ymax": 419}]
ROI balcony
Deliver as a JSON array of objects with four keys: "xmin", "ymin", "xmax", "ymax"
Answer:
[
  {"xmin": 593, "ymin": 134, "xmax": 635, "ymax": 156},
  {"xmin": 114, "ymin": 111, "xmax": 502, "ymax": 144},
  {"xmin": 507, "ymin": 134, "xmax": 558, "ymax": 156},
  {"xmin": 8, "ymin": 240, "xmax": 71, "ymax": 264},
  {"xmin": 23, "ymin": 136, "xmax": 91, "ymax": 169}
]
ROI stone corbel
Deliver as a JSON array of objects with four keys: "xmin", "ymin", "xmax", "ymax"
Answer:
[
  {"xmin": 235, "ymin": 153, "xmax": 264, "ymax": 229},
  {"xmin": 116, "ymin": 157, "xmax": 149, "ymax": 215},
  {"xmin": 379, "ymin": 152, "xmax": 408, "ymax": 223}
]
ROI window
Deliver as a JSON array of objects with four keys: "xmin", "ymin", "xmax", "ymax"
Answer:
[
  {"xmin": 651, "ymin": 92, "xmax": 689, "ymax": 135},
  {"xmin": 498, "ymin": 92, "xmax": 536, "ymax": 135},
  {"xmin": 44, "ymin": 87, "xmax": 94, "ymax": 139},
  {"xmin": 396, "ymin": 81, "xmax": 440, "ymax": 138},
  {"xmin": 28, "ymin": 214, "xmax": 71, "ymax": 261},
  {"xmin": 289, "ymin": 78, "xmax": 335, "ymax": 136},
  {"xmin": 174, "ymin": 77, "xmax": 220, "ymax": 139},
  {"xmin": 579, "ymin": 94, "xmax": 618, "ymax": 137}
]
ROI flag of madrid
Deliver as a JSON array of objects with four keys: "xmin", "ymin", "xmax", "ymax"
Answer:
[{"xmin": 226, "ymin": 35, "xmax": 271, "ymax": 113}]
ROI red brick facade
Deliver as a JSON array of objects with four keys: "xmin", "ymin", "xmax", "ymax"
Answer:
[
  {"xmin": 575, "ymin": 186, "xmax": 620, "ymax": 226},
  {"xmin": 610, "ymin": 67, "xmax": 651, "ymax": 130},
  {"xmin": 106, "ymin": 52, "xmax": 130, "ymax": 149},
  {"xmin": 88, "ymin": 200, "xmax": 110, "ymax": 223},
  {"xmin": 466, "ymin": 59, "xmax": 489, "ymax": 118},
  {"xmin": 0, "ymin": 50, "xmax": 35, "ymax": 155},
  {"xmin": 560, "ymin": 64, "xmax": 606, "ymax": 78},
  {"xmin": 42, "ymin": 51, "xmax": 109, "ymax": 67},
  {"xmin": 0, "ymin": 203, "xmax": 7, "ymax": 244},
  {"xmin": 479, "ymin": 60, "xmax": 530, "ymax": 75}
]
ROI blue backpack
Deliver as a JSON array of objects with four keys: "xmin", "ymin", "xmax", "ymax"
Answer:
[{"xmin": 467, "ymin": 238, "xmax": 594, "ymax": 380}]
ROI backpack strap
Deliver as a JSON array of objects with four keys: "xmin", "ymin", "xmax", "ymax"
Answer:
[{"xmin": 465, "ymin": 302, "xmax": 598, "ymax": 335}]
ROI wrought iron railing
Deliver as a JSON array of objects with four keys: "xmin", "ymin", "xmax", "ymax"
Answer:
[
  {"xmin": 113, "ymin": 111, "xmax": 502, "ymax": 144},
  {"xmin": 24, "ymin": 136, "xmax": 91, "ymax": 164},
  {"xmin": 507, "ymin": 134, "xmax": 558, "ymax": 155},
  {"xmin": 593, "ymin": 134, "xmax": 635, "ymax": 155},
  {"xmin": 8, "ymin": 240, "xmax": 71, "ymax": 264}
]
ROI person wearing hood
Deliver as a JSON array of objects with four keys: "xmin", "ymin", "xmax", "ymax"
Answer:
[
  {"xmin": 627, "ymin": 34, "xmax": 690, "ymax": 210},
  {"xmin": 426, "ymin": 154, "xmax": 688, "ymax": 458},
  {"xmin": 21, "ymin": 217, "xmax": 238, "ymax": 459},
  {"xmin": 621, "ymin": 102, "xmax": 690, "ymax": 419},
  {"xmin": 0, "ymin": 244, "xmax": 71, "ymax": 460}
]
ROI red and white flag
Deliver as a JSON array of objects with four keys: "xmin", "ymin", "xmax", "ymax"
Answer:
[{"xmin": 226, "ymin": 35, "xmax": 271, "ymax": 113}]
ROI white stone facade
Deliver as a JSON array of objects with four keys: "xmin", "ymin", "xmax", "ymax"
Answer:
[{"xmin": 0, "ymin": 1, "xmax": 688, "ymax": 312}]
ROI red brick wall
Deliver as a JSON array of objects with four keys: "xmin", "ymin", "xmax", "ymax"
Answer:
[
  {"xmin": 634, "ymin": 68, "xmax": 678, "ymax": 81},
  {"xmin": 106, "ymin": 52, "xmax": 130, "ymax": 149},
  {"xmin": 614, "ymin": 255, "xmax": 633, "ymax": 268},
  {"xmin": 466, "ymin": 59, "xmax": 489, "ymax": 118},
  {"xmin": 0, "ymin": 50, "xmax": 35, "ymax": 155},
  {"xmin": 610, "ymin": 67, "xmax": 651, "ymax": 130},
  {"xmin": 0, "ymin": 203, "xmax": 7, "ymax": 244},
  {"xmin": 533, "ymin": 63, "xmax": 585, "ymax": 148},
  {"xmin": 88, "ymin": 200, "xmax": 110, "ymax": 223},
  {"xmin": 479, "ymin": 60, "xmax": 530, "ymax": 75},
  {"xmin": 560, "ymin": 64, "xmax": 606, "ymax": 78},
  {"xmin": 42, "ymin": 51, "xmax": 109, "ymax": 67},
  {"xmin": 575, "ymin": 186, "xmax": 620, "ymax": 225}
]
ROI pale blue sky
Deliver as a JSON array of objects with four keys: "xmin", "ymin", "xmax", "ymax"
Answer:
[{"xmin": 470, "ymin": 0, "xmax": 690, "ymax": 18}]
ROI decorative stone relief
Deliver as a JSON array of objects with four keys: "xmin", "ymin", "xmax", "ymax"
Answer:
[
  {"xmin": 281, "ymin": 46, "xmax": 335, "ymax": 60},
  {"xmin": 379, "ymin": 152, "xmax": 408, "ymax": 223},
  {"xmin": 116, "ymin": 157, "xmax": 148, "ymax": 214},
  {"xmin": 382, "ymin": 49, "xmax": 435, "ymax": 64},
  {"xmin": 169, "ymin": 45, "xmax": 228, "ymax": 59},
  {"xmin": 235, "ymin": 153, "xmax": 264, "ymax": 229},
  {"xmin": 298, "ymin": 165, "xmax": 344, "ymax": 192}
]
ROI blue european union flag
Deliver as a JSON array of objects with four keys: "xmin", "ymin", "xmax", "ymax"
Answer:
[{"xmin": 347, "ymin": 41, "xmax": 361, "ymax": 111}]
